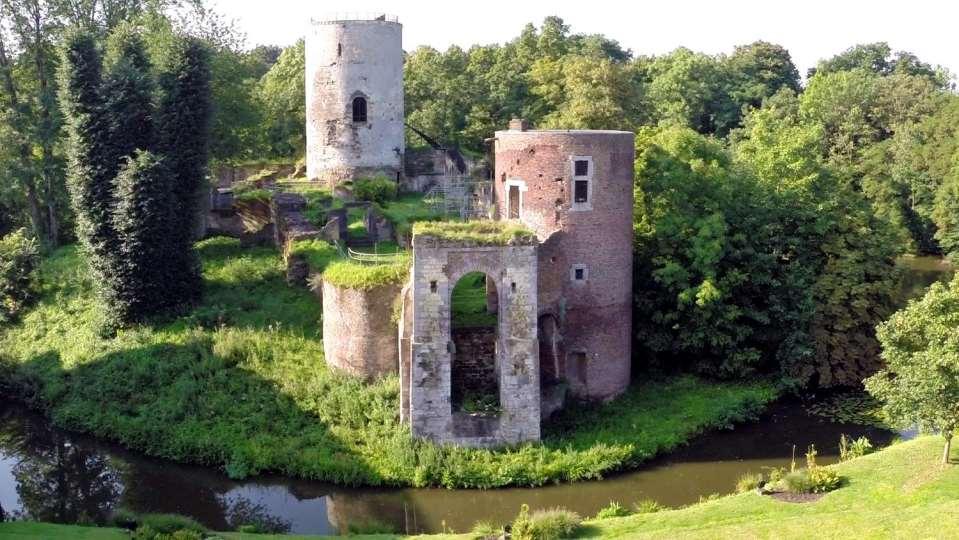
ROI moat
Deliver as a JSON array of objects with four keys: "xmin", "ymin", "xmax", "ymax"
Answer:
[{"xmin": 0, "ymin": 257, "xmax": 951, "ymax": 535}]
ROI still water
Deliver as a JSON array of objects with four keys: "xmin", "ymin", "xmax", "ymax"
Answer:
[
  {"xmin": 0, "ymin": 257, "xmax": 951, "ymax": 535},
  {"xmin": 0, "ymin": 401, "xmax": 897, "ymax": 535}
]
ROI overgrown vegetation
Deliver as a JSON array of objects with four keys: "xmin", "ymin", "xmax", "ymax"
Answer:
[
  {"xmin": 451, "ymin": 272, "xmax": 496, "ymax": 328},
  {"xmin": 0, "ymin": 228, "xmax": 39, "ymax": 324},
  {"xmin": 321, "ymin": 257, "xmax": 411, "ymax": 291},
  {"xmin": 353, "ymin": 176, "xmax": 398, "ymax": 205},
  {"xmin": 413, "ymin": 220, "xmax": 535, "ymax": 246},
  {"xmin": 0, "ymin": 240, "xmax": 778, "ymax": 489},
  {"xmin": 511, "ymin": 504, "xmax": 582, "ymax": 540}
]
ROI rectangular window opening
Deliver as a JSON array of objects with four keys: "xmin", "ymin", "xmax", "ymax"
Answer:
[
  {"xmin": 574, "ymin": 160, "xmax": 589, "ymax": 177},
  {"xmin": 574, "ymin": 180, "xmax": 589, "ymax": 204}
]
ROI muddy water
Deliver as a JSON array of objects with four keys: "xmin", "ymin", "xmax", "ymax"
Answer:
[
  {"xmin": 0, "ymin": 402, "xmax": 897, "ymax": 535},
  {"xmin": 0, "ymin": 258, "xmax": 949, "ymax": 535}
]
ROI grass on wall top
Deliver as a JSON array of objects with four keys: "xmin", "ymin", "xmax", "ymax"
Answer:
[
  {"xmin": 322, "ymin": 256, "xmax": 411, "ymax": 291},
  {"xmin": 413, "ymin": 220, "xmax": 536, "ymax": 246}
]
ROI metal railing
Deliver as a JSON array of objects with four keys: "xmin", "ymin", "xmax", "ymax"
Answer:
[
  {"xmin": 313, "ymin": 13, "xmax": 399, "ymax": 24},
  {"xmin": 347, "ymin": 247, "xmax": 407, "ymax": 264}
]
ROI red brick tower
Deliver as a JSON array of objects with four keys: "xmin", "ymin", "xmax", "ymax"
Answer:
[{"xmin": 493, "ymin": 120, "xmax": 634, "ymax": 401}]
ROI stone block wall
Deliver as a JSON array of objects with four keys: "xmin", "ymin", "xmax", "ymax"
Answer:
[
  {"xmin": 403, "ymin": 237, "xmax": 541, "ymax": 447},
  {"xmin": 450, "ymin": 327, "xmax": 497, "ymax": 408},
  {"xmin": 322, "ymin": 280, "xmax": 403, "ymax": 380}
]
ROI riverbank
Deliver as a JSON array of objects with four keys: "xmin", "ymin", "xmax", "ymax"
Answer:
[
  {"xmin": 0, "ymin": 239, "xmax": 777, "ymax": 489},
  {"xmin": 3, "ymin": 435, "xmax": 955, "ymax": 539}
]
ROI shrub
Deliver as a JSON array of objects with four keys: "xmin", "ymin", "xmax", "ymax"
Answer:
[
  {"xmin": 735, "ymin": 471, "xmax": 764, "ymax": 493},
  {"xmin": 595, "ymin": 501, "xmax": 632, "ymax": 519},
  {"xmin": 777, "ymin": 445, "xmax": 843, "ymax": 494},
  {"xmin": 354, "ymin": 176, "xmax": 398, "ymax": 204},
  {"xmin": 471, "ymin": 520, "xmax": 503, "ymax": 539},
  {"xmin": 839, "ymin": 434, "xmax": 874, "ymax": 461},
  {"xmin": 633, "ymin": 499, "xmax": 667, "ymax": 514},
  {"xmin": 139, "ymin": 513, "xmax": 206, "ymax": 535},
  {"xmin": 0, "ymin": 229, "xmax": 39, "ymax": 324},
  {"xmin": 512, "ymin": 505, "xmax": 582, "ymax": 540}
]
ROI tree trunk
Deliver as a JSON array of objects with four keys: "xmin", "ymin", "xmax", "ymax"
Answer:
[{"xmin": 944, "ymin": 435, "xmax": 953, "ymax": 465}]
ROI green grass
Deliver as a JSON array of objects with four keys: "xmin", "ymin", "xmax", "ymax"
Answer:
[
  {"xmin": 322, "ymin": 257, "xmax": 411, "ymax": 290},
  {"xmin": 0, "ymin": 239, "xmax": 776, "ymax": 489},
  {"xmin": 377, "ymin": 193, "xmax": 445, "ymax": 239},
  {"xmin": 451, "ymin": 272, "xmax": 496, "ymax": 328},
  {"xmin": 289, "ymin": 238, "xmax": 340, "ymax": 271},
  {"xmin": 412, "ymin": 220, "xmax": 535, "ymax": 246},
  {"xmin": 579, "ymin": 435, "xmax": 959, "ymax": 539}
]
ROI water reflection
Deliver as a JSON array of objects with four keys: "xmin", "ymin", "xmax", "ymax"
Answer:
[
  {"xmin": 0, "ymin": 258, "xmax": 949, "ymax": 535},
  {"xmin": 0, "ymin": 400, "xmax": 899, "ymax": 535}
]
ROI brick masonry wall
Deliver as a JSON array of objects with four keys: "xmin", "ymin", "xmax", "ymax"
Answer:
[
  {"xmin": 493, "ymin": 129, "xmax": 635, "ymax": 401},
  {"xmin": 322, "ymin": 280, "xmax": 402, "ymax": 380},
  {"xmin": 408, "ymin": 238, "xmax": 541, "ymax": 447}
]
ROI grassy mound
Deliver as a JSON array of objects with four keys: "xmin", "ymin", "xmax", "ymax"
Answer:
[{"xmin": 0, "ymin": 238, "xmax": 776, "ymax": 488}]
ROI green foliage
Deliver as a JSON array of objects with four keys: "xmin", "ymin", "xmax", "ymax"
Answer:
[
  {"xmin": 322, "ymin": 257, "xmax": 410, "ymax": 291},
  {"xmin": 866, "ymin": 274, "xmax": 959, "ymax": 462},
  {"xmin": 345, "ymin": 518, "xmax": 396, "ymax": 535},
  {"xmin": 512, "ymin": 505, "xmax": 582, "ymax": 540},
  {"xmin": 0, "ymin": 228, "xmax": 39, "ymax": 324},
  {"xmin": 0, "ymin": 244, "xmax": 779, "ymax": 488},
  {"xmin": 155, "ymin": 36, "xmax": 212, "ymax": 311},
  {"xmin": 412, "ymin": 220, "xmax": 535, "ymax": 246},
  {"xmin": 452, "ymin": 272, "xmax": 496, "ymax": 328},
  {"xmin": 289, "ymin": 239, "xmax": 338, "ymax": 272},
  {"xmin": 256, "ymin": 39, "xmax": 306, "ymax": 158},
  {"xmin": 632, "ymin": 499, "xmax": 667, "ymax": 514},
  {"xmin": 595, "ymin": 501, "xmax": 632, "ymax": 519},
  {"xmin": 353, "ymin": 176, "xmax": 398, "ymax": 205},
  {"xmin": 111, "ymin": 151, "xmax": 175, "ymax": 323},
  {"xmin": 131, "ymin": 514, "xmax": 205, "ymax": 536},
  {"xmin": 471, "ymin": 520, "xmax": 503, "ymax": 539},
  {"xmin": 839, "ymin": 434, "xmax": 874, "ymax": 462},
  {"xmin": 735, "ymin": 471, "xmax": 764, "ymax": 493}
]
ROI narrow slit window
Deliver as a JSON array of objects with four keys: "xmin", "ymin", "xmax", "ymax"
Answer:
[{"xmin": 352, "ymin": 96, "xmax": 368, "ymax": 123}]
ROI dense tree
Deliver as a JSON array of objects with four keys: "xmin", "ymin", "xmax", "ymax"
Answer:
[
  {"xmin": 111, "ymin": 151, "xmax": 173, "ymax": 321},
  {"xmin": 0, "ymin": 227, "xmax": 39, "ymax": 323},
  {"xmin": 256, "ymin": 38, "xmax": 304, "ymax": 158},
  {"xmin": 866, "ymin": 275, "xmax": 959, "ymax": 464},
  {"xmin": 810, "ymin": 41, "xmax": 951, "ymax": 89},
  {"xmin": 530, "ymin": 54, "xmax": 640, "ymax": 130},
  {"xmin": 155, "ymin": 35, "xmax": 210, "ymax": 308}
]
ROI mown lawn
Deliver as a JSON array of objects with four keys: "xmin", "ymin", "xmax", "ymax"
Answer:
[
  {"xmin": 0, "ymin": 239, "xmax": 776, "ymax": 488},
  {"xmin": 2, "ymin": 436, "xmax": 956, "ymax": 539}
]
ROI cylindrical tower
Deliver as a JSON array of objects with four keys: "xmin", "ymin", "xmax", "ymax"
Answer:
[
  {"xmin": 306, "ymin": 15, "xmax": 404, "ymax": 186},
  {"xmin": 493, "ymin": 121, "xmax": 635, "ymax": 401}
]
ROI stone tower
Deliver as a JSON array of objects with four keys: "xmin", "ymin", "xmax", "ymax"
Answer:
[
  {"xmin": 493, "ymin": 122, "xmax": 635, "ymax": 401},
  {"xmin": 306, "ymin": 15, "xmax": 405, "ymax": 186}
]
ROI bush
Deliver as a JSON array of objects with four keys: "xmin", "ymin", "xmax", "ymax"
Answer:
[
  {"xmin": 471, "ymin": 520, "xmax": 503, "ymax": 539},
  {"xmin": 839, "ymin": 434, "xmax": 874, "ymax": 462},
  {"xmin": 0, "ymin": 229, "xmax": 39, "ymax": 324},
  {"xmin": 595, "ymin": 501, "xmax": 631, "ymax": 519},
  {"xmin": 735, "ymin": 471, "xmax": 764, "ymax": 493},
  {"xmin": 775, "ymin": 445, "xmax": 843, "ymax": 494},
  {"xmin": 354, "ymin": 176, "xmax": 398, "ymax": 204},
  {"xmin": 346, "ymin": 518, "xmax": 395, "ymax": 535},
  {"xmin": 633, "ymin": 499, "xmax": 667, "ymax": 514},
  {"xmin": 512, "ymin": 505, "xmax": 582, "ymax": 540}
]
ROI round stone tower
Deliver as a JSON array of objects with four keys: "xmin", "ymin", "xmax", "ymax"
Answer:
[
  {"xmin": 493, "ymin": 120, "xmax": 635, "ymax": 401},
  {"xmin": 306, "ymin": 15, "xmax": 404, "ymax": 186}
]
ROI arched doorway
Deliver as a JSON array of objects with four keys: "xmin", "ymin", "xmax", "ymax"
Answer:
[{"xmin": 450, "ymin": 271, "xmax": 499, "ymax": 414}]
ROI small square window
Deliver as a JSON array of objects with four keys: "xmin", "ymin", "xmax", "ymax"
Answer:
[
  {"xmin": 571, "ymin": 264, "xmax": 588, "ymax": 282},
  {"xmin": 430, "ymin": 280, "xmax": 437, "ymax": 293},
  {"xmin": 574, "ymin": 160, "xmax": 589, "ymax": 177},
  {"xmin": 574, "ymin": 180, "xmax": 589, "ymax": 203},
  {"xmin": 574, "ymin": 268, "xmax": 585, "ymax": 280}
]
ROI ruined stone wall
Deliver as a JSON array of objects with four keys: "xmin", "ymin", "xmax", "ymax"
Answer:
[
  {"xmin": 493, "ymin": 129, "xmax": 635, "ymax": 401},
  {"xmin": 322, "ymin": 280, "xmax": 402, "ymax": 380},
  {"xmin": 405, "ymin": 238, "xmax": 540, "ymax": 447},
  {"xmin": 306, "ymin": 19, "xmax": 404, "ymax": 186}
]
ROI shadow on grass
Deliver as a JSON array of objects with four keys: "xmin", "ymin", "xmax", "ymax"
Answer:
[{"xmin": 6, "ymin": 339, "xmax": 376, "ymax": 488}]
